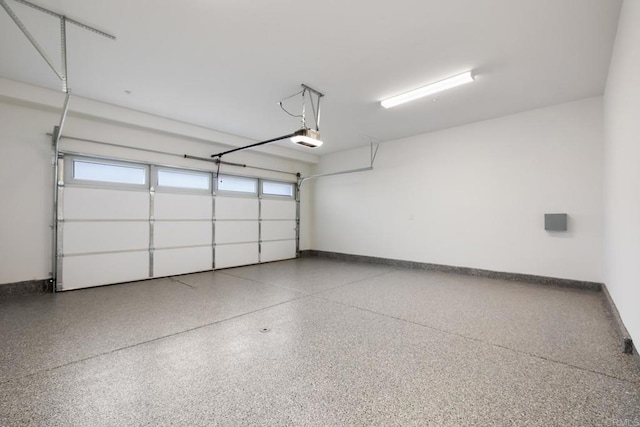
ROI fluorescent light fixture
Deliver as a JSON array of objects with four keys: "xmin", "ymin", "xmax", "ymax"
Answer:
[
  {"xmin": 290, "ymin": 128, "xmax": 323, "ymax": 148},
  {"xmin": 380, "ymin": 71, "xmax": 474, "ymax": 109}
]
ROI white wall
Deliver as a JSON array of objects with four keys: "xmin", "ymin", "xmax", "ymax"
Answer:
[
  {"xmin": 313, "ymin": 97, "xmax": 604, "ymax": 282},
  {"xmin": 603, "ymin": 0, "xmax": 640, "ymax": 345},
  {"xmin": 0, "ymin": 80, "xmax": 315, "ymax": 285},
  {"xmin": 0, "ymin": 100, "xmax": 53, "ymax": 283}
]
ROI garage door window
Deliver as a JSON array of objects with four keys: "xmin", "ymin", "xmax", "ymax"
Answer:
[
  {"xmin": 261, "ymin": 180, "xmax": 295, "ymax": 198},
  {"xmin": 155, "ymin": 168, "xmax": 211, "ymax": 193},
  {"xmin": 217, "ymin": 175, "xmax": 257, "ymax": 195},
  {"xmin": 68, "ymin": 158, "xmax": 148, "ymax": 188}
]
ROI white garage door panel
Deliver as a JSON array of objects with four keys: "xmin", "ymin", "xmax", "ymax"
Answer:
[
  {"xmin": 154, "ymin": 221, "xmax": 212, "ymax": 248},
  {"xmin": 261, "ymin": 241, "xmax": 296, "ymax": 263},
  {"xmin": 59, "ymin": 164, "xmax": 299, "ymax": 288},
  {"xmin": 154, "ymin": 193, "xmax": 212, "ymax": 220},
  {"xmin": 215, "ymin": 243, "xmax": 259, "ymax": 269},
  {"xmin": 63, "ymin": 222, "xmax": 149, "ymax": 254},
  {"xmin": 261, "ymin": 199, "xmax": 296, "ymax": 220},
  {"xmin": 216, "ymin": 197, "xmax": 258, "ymax": 220},
  {"xmin": 154, "ymin": 247, "xmax": 212, "ymax": 277},
  {"xmin": 61, "ymin": 251, "xmax": 149, "ymax": 290},
  {"xmin": 64, "ymin": 187, "xmax": 149, "ymax": 220},
  {"xmin": 261, "ymin": 221, "xmax": 296, "ymax": 241},
  {"xmin": 215, "ymin": 221, "xmax": 259, "ymax": 244}
]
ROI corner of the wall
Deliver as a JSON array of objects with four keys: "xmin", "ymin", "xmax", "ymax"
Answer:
[{"xmin": 602, "ymin": 283, "xmax": 635, "ymax": 355}]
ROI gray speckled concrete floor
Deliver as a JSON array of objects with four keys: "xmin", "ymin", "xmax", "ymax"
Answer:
[{"xmin": 1, "ymin": 259, "xmax": 638, "ymax": 426}]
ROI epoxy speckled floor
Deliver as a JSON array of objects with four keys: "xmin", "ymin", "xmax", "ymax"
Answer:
[{"xmin": 1, "ymin": 258, "xmax": 638, "ymax": 426}]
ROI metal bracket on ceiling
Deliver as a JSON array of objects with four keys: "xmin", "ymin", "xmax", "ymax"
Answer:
[
  {"xmin": 12, "ymin": 0, "xmax": 116, "ymax": 39},
  {"xmin": 1, "ymin": 0, "xmax": 116, "ymax": 93},
  {"xmin": 301, "ymin": 84, "xmax": 324, "ymax": 132},
  {"xmin": 370, "ymin": 141, "xmax": 380, "ymax": 164},
  {"xmin": 298, "ymin": 140, "xmax": 380, "ymax": 188}
]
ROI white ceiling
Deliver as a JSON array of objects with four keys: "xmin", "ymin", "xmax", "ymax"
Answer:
[{"xmin": 0, "ymin": 0, "xmax": 622, "ymax": 155}]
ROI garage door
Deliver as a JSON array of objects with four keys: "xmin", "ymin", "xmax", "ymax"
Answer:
[{"xmin": 56, "ymin": 156, "xmax": 298, "ymax": 291}]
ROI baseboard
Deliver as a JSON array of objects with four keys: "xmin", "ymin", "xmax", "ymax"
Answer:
[
  {"xmin": 601, "ymin": 284, "xmax": 636, "ymax": 356},
  {"xmin": 300, "ymin": 250, "xmax": 602, "ymax": 291},
  {"xmin": 0, "ymin": 279, "xmax": 53, "ymax": 297}
]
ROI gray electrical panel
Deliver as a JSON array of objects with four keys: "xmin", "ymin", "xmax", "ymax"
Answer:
[{"xmin": 545, "ymin": 213, "xmax": 567, "ymax": 231}]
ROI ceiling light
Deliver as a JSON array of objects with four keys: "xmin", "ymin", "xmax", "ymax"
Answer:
[
  {"xmin": 291, "ymin": 128, "xmax": 323, "ymax": 148},
  {"xmin": 380, "ymin": 71, "xmax": 474, "ymax": 109}
]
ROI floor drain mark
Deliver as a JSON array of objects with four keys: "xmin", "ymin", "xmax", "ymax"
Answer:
[{"xmin": 259, "ymin": 328, "xmax": 271, "ymax": 333}]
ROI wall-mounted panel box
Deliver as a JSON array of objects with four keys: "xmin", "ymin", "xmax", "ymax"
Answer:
[{"xmin": 545, "ymin": 213, "xmax": 568, "ymax": 231}]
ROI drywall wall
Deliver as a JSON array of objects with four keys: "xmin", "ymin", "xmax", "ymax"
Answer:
[
  {"xmin": 0, "ymin": 99, "xmax": 53, "ymax": 284},
  {"xmin": 313, "ymin": 97, "xmax": 603, "ymax": 282},
  {"xmin": 0, "ymin": 79, "xmax": 315, "ymax": 286},
  {"xmin": 603, "ymin": 0, "xmax": 640, "ymax": 345}
]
